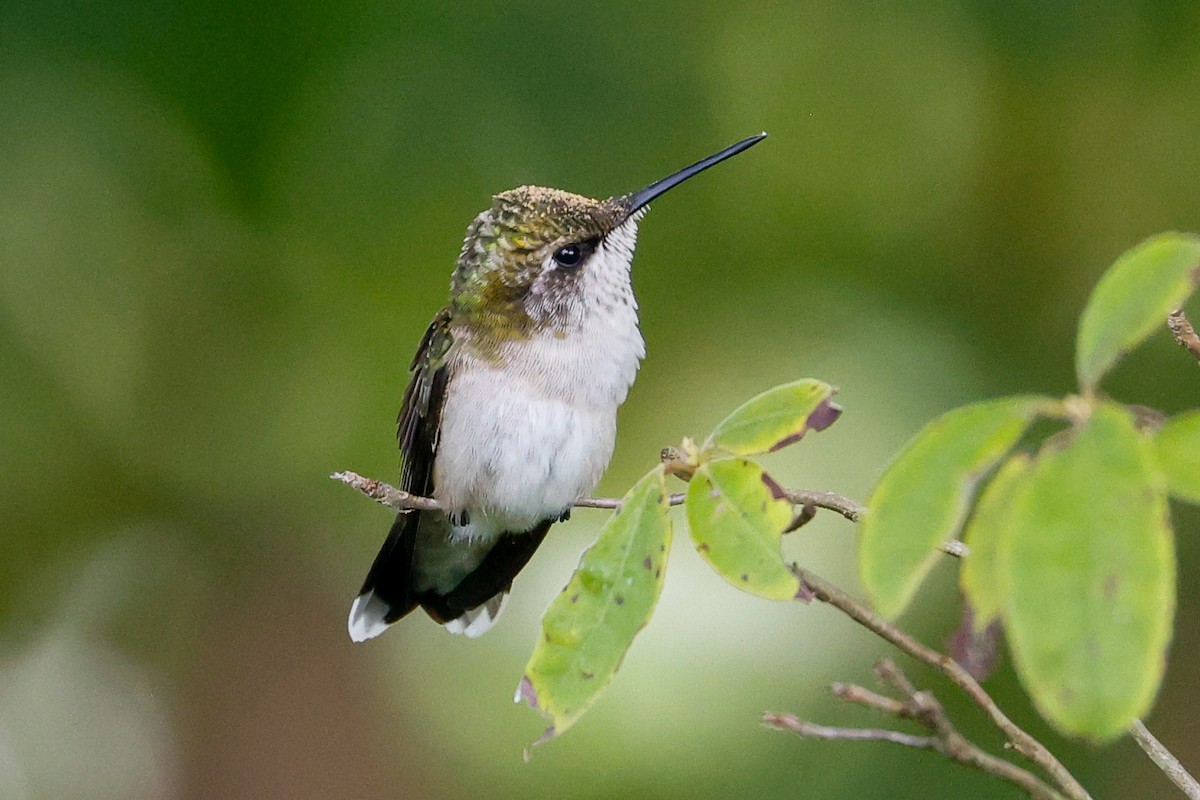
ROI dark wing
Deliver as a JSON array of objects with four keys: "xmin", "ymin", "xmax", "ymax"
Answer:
[
  {"xmin": 354, "ymin": 309, "xmax": 453, "ymax": 623},
  {"xmin": 396, "ymin": 307, "xmax": 454, "ymax": 495}
]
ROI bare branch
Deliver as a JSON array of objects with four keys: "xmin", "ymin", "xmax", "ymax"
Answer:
[
  {"xmin": 1131, "ymin": 721, "xmax": 1200, "ymax": 800},
  {"xmin": 773, "ymin": 661, "xmax": 1066, "ymax": 800},
  {"xmin": 830, "ymin": 681, "xmax": 915, "ymax": 719},
  {"xmin": 875, "ymin": 657, "xmax": 919, "ymax": 698},
  {"xmin": 784, "ymin": 488, "xmax": 865, "ymax": 522},
  {"xmin": 1169, "ymin": 309, "xmax": 1200, "ymax": 364},
  {"xmin": 331, "ymin": 470, "xmax": 863, "ymax": 521},
  {"xmin": 763, "ymin": 712, "xmax": 935, "ymax": 749},
  {"xmin": 572, "ymin": 495, "xmax": 659, "ymax": 510},
  {"xmin": 766, "ymin": 676, "xmax": 1067, "ymax": 800},
  {"xmin": 792, "ymin": 568, "xmax": 1092, "ymax": 800},
  {"xmin": 330, "ymin": 471, "xmax": 440, "ymax": 512}
]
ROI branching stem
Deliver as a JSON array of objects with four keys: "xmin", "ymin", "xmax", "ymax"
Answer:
[
  {"xmin": 334, "ymin": 468, "xmax": 1088, "ymax": 799},
  {"xmin": 766, "ymin": 658, "xmax": 1067, "ymax": 800},
  {"xmin": 792, "ymin": 569, "xmax": 1092, "ymax": 800}
]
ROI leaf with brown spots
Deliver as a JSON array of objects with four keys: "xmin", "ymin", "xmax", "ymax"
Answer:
[
  {"xmin": 519, "ymin": 466, "xmax": 672, "ymax": 751},
  {"xmin": 685, "ymin": 458, "xmax": 800, "ymax": 600},
  {"xmin": 705, "ymin": 379, "xmax": 840, "ymax": 456}
]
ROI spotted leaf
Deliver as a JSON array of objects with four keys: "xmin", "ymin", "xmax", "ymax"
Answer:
[
  {"xmin": 686, "ymin": 458, "xmax": 800, "ymax": 600},
  {"xmin": 519, "ymin": 466, "xmax": 672, "ymax": 753},
  {"xmin": 705, "ymin": 379, "xmax": 840, "ymax": 456}
]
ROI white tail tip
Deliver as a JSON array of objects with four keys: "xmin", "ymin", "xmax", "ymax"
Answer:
[
  {"xmin": 443, "ymin": 592, "xmax": 509, "ymax": 638},
  {"xmin": 348, "ymin": 591, "xmax": 391, "ymax": 642},
  {"xmin": 348, "ymin": 590, "xmax": 510, "ymax": 641}
]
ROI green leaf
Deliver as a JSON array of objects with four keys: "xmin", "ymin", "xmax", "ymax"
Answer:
[
  {"xmin": 859, "ymin": 396, "xmax": 1047, "ymax": 619},
  {"xmin": 960, "ymin": 452, "xmax": 1033, "ymax": 630},
  {"xmin": 1153, "ymin": 410, "xmax": 1200, "ymax": 504},
  {"xmin": 686, "ymin": 458, "xmax": 800, "ymax": 600},
  {"xmin": 519, "ymin": 466, "xmax": 672, "ymax": 750},
  {"xmin": 1003, "ymin": 402, "xmax": 1175, "ymax": 741},
  {"xmin": 1076, "ymin": 232, "xmax": 1200, "ymax": 393},
  {"xmin": 706, "ymin": 379, "xmax": 840, "ymax": 456}
]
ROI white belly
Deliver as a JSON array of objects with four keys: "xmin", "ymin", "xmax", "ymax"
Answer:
[{"xmin": 434, "ymin": 323, "xmax": 643, "ymax": 539}]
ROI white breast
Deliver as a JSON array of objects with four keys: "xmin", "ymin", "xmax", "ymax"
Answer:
[{"xmin": 434, "ymin": 234, "xmax": 645, "ymax": 540}]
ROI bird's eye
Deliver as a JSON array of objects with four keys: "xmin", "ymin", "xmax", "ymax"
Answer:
[{"xmin": 552, "ymin": 243, "xmax": 586, "ymax": 270}]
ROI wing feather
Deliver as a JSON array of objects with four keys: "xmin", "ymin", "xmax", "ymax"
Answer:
[
  {"xmin": 350, "ymin": 309, "xmax": 454, "ymax": 635},
  {"xmin": 396, "ymin": 308, "xmax": 454, "ymax": 495}
]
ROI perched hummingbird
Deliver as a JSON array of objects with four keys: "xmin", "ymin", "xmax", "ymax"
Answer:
[{"xmin": 348, "ymin": 133, "xmax": 767, "ymax": 641}]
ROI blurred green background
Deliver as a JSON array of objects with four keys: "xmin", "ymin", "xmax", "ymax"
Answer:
[{"xmin": 3, "ymin": 1, "xmax": 1200, "ymax": 797}]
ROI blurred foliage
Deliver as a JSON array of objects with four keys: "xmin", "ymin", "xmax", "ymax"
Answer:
[{"xmin": 3, "ymin": 1, "xmax": 1200, "ymax": 798}]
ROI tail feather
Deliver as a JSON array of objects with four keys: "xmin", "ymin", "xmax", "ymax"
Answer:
[
  {"xmin": 348, "ymin": 516, "xmax": 554, "ymax": 641},
  {"xmin": 421, "ymin": 520, "xmax": 553, "ymax": 623},
  {"xmin": 442, "ymin": 592, "xmax": 509, "ymax": 638},
  {"xmin": 348, "ymin": 513, "xmax": 419, "ymax": 642},
  {"xmin": 348, "ymin": 590, "xmax": 392, "ymax": 642}
]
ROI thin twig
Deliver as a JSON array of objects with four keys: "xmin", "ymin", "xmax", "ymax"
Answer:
[
  {"xmin": 876, "ymin": 659, "xmax": 1062, "ymax": 798},
  {"xmin": 793, "ymin": 568, "xmax": 1091, "ymax": 800},
  {"xmin": 875, "ymin": 657, "xmax": 919, "ymax": 697},
  {"xmin": 1169, "ymin": 310, "xmax": 1200, "ymax": 364},
  {"xmin": 330, "ymin": 471, "xmax": 440, "ymax": 511},
  {"xmin": 1131, "ymin": 720, "xmax": 1200, "ymax": 800},
  {"xmin": 784, "ymin": 488, "xmax": 865, "ymax": 522},
  {"xmin": 830, "ymin": 681, "xmax": 914, "ymax": 719},
  {"xmin": 765, "ymin": 693, "xmax": 1065, "ymax": 800},
  {"xmin": 331, "ymin": 470, "xmax": 864, "ymax": 521},
  {"xmin": 763, "ymin": 712, "xmax": 935, "ymax": 749},
  {"xmin": 572, "ymin": 494, "xmax": 676, "ymax": 510}
]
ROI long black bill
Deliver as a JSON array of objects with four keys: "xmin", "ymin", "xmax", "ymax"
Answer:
[{"xmin": 625, "ymin": 132, "xmax": 767, "ymax": 214}]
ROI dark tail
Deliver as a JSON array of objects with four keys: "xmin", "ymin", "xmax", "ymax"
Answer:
[
  {"xmin": 347, "ymin": 512, "xmax": 420, "ymax": 641},
  {"xmin": 348, "ymin": 514, "xmax": 553, "ymax": 641}
]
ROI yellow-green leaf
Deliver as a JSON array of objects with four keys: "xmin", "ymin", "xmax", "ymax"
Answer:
[
  {"xmin": 686, "ymin": 458, "xmax": 800, "ymax": 600},
  {"xmin": 1076, "ymin": 232, "xmax": 1200, "ymax": 393},
  {"xmin": 706, "ymin": 379, "xmax": 840, "ymax": 456},
  {"xmin": 960, "ymin": 453, "xmax": 1033, "ymax": 630},
  {"xmin": 1153, "ymin": 410, "xmax": 1200, "ymax": 504},
  {"xmin": 1003, "ymin": 402, "xmax": 1175, "ymax": 741},
  {"xmin": 859, "ymin": 396, "xmax": 1047, "ymax": 619},
  {"xmin": 519, "ymin": 466, "xmax": 672, "ymax": 750}
]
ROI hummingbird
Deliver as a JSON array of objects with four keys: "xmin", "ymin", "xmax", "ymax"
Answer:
[{"xmin": 348, "ymin": 133, "xmax": 767, "ymax": 641}]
